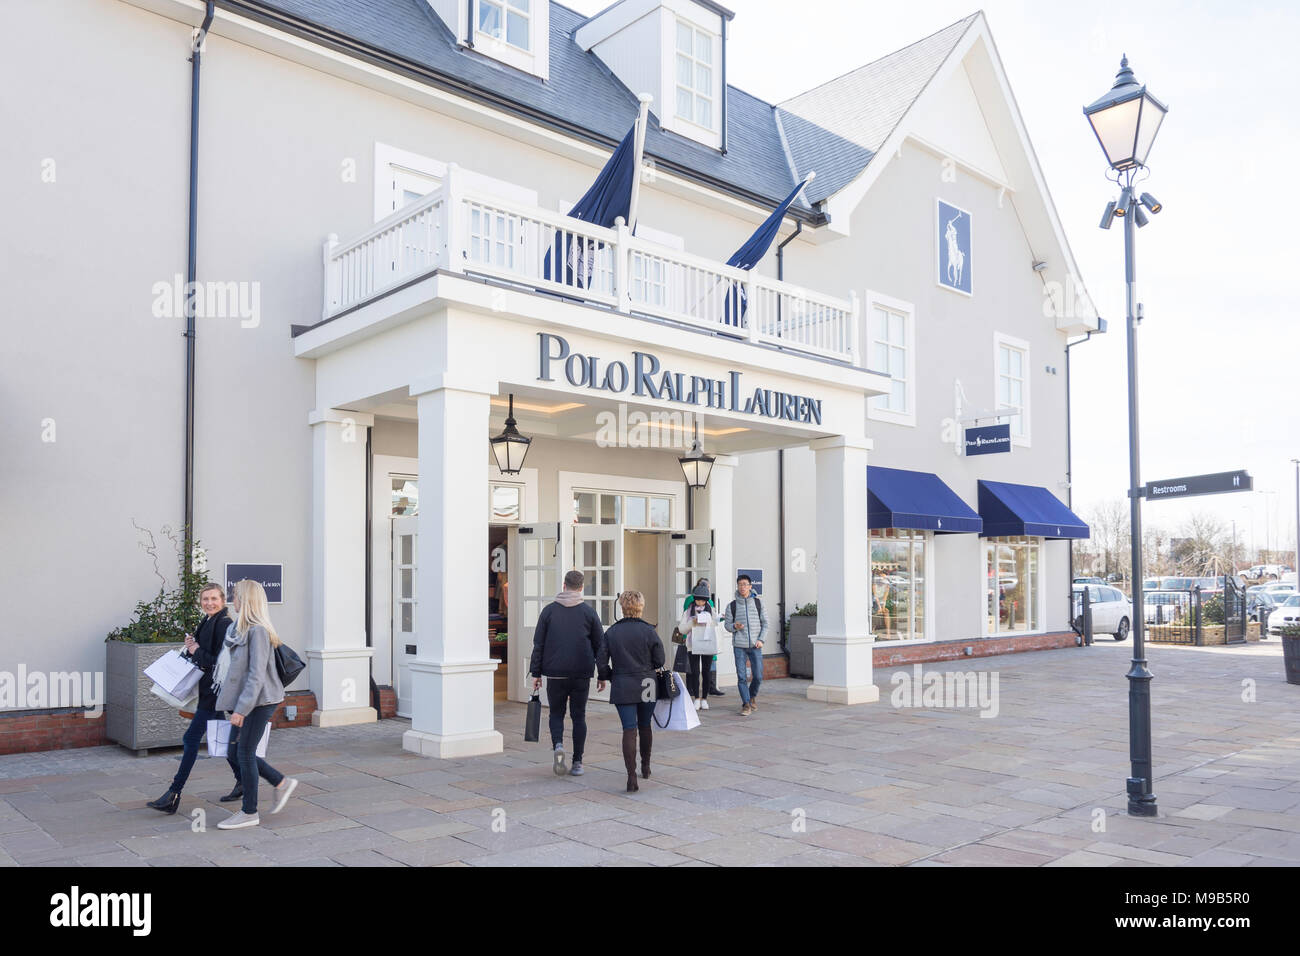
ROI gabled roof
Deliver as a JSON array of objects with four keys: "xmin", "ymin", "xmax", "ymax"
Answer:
[
  {"xmin": 776, "ymin": 15, "xmax": 978, "ymax": 204},
  {"xmin": 240, "ymin": 0, "xmax": 806, "ymax": 212}
]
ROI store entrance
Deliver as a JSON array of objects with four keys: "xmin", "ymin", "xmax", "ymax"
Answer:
[{"xmin": 488, "ymin": 525, "xmax": 509, "ymax": 700}]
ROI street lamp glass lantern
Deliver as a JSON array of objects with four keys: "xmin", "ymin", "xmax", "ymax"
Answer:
[
  {"xmin": 678, "ymin": 424, "xmax": 715, "ymax": 489},
  {"xmin": 489, "ymin": 394, "xmax": 532, "ymax": 475},
  {"xmin": 1083, "ymin": 55, "xmax": 1168, "ymax": 171}
]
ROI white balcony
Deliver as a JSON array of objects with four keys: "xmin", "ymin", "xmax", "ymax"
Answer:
[{"xmin": 321, "ymin": 164, "xmax": 860, "ymax": 366}]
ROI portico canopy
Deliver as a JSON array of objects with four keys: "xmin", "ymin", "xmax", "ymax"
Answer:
[
  {"xmin": 977, "ymin": 480, "xmax": 1090, "ymax": 539},
  {"xmin": 867, "ymin": 466, "xmax": 982, "ymax": 533}
]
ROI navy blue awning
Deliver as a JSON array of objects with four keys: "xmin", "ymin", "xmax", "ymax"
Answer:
[
  {"xmin": 977, "ymin": 480, "xmax": 1090, "ymax": 539},
  {"xmin": 867, "ymin": 466, "xmax": 983, "ymax": 534}
]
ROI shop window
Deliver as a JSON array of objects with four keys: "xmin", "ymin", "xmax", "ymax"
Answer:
[
  {"xmin": 995, "ymin": 332, "xmax": 1030, "ymax": 444},
  {"xmin": 870, "ymin": 529, "xmax": 927, "ymax": 641},
  {"xmin": 573, "ymin": 490, "xmax": 671, "ymax": 529},
  {"xmin": 984, "ymin": 536, "xmax": 1041, "ymax": 634},
  {"xmin": 391, "ymin": 476, "xmax": 418, "ymax": 516}
]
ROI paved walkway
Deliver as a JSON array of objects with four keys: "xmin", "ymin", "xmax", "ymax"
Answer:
[{"xmin": 2, "ymin": 641, "xmax": 1299, "ymax": 866}]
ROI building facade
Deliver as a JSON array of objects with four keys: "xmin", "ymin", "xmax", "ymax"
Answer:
[{"xmin": 3, "ymin": 0, "xmax": 1095, "ymax": 755}]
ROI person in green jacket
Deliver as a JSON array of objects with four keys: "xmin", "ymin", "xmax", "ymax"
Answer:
[{"xmin": 681, "ymin": 579, "xmax": 723, "ymax": 698}]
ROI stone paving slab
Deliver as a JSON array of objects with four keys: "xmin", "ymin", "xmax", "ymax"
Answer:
[{"xmin": 1, "ymin": 641, "xmax": 1299, "ymax": 865}]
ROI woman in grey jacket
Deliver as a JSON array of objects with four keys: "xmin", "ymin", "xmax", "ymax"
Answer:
[{"xmin": 212, "ymin": 579, "xmax": 297, "ymax": 829}]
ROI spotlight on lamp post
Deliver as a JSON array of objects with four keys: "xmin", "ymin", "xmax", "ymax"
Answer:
[
  {"xmin": 1084, "ymin": 54, "xmax": 1167, "ymax": 818},
  {"xmin": 489, "ymin": 394, "xmax": 531, "ymax": 475}
]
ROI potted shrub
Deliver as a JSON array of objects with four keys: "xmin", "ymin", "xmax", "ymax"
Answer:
[
  {"xmin": 105, "ymin": 526, "xmax": 209, "ymax": 755},
  {"xmin": 1281, "ymin": 623, "xmax": 1300, "ymax": 686},
  {"xmin": 786, "ymin": 603, "xmax": 817, "ymax": 678}
]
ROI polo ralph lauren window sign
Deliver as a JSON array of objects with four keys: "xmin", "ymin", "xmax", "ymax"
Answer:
[
  {"xmin": 938, "ymin": 199, "xmax": 972, "ymax": 295},
  {"xmin": 965, "ymin": 424, "xmax": 1011, "ymax": 456}
]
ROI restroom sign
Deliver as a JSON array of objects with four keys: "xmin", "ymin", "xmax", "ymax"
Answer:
[{"xmin": 1141, "ymin": 470, "xmax": 1253, "ymax": 500}]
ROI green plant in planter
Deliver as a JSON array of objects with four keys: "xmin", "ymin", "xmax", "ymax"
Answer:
[
  {"xmin": 1280, "ymin": 624, "xmax": 1300, "ymax": 638},
  {"xmin": 1202, "ymin": 595, "xmax": 1225, "ymax": 625},
  {"xmin": 792, "ymin": 603, "xmax": 818, "ymax": 616},
  {"xmin": 106, "ymin": 523, "xmax": 211, "ymax": 643}
]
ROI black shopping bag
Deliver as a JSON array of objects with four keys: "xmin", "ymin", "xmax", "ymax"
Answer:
[
  {"xmin": 673, "ymin": 644, "xmax": 690, "ymax": 673},
  {"xmin": 524, "ymin": 692, "xmax": 542, "ymax": 742}
]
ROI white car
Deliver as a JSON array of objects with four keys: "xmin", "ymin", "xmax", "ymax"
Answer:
[
  {"xmin": 1267, "ymin": 595, "xmax": 1300, "ymax": 637},
  {"xmin": 1073, "ymin": 584, "xmax": 1133, "ymax": 640},
  {"xmin": 1143, "ymin": 591, "xmax": 1188, "ymax": 625}
]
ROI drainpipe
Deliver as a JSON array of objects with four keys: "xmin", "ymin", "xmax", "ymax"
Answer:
[
  {"xmin": 775, "ymin": 222, "xmax": 800, "ymax": 662},
  {"xmin": 183, "ymin": 1, "xmax": 214, "ymax": 577}
]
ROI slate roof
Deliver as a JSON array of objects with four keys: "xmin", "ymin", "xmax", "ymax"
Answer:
[
  {"xmin": 237, "ymin": 0, "xmax": 969, "ymax": 216},
  {"xmin": 777, "ymin": 15, "xmax": 977, "ymax": 204}
]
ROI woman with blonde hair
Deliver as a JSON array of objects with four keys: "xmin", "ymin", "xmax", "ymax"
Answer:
[
  {"xmin": 211, "ymin": 579, "xmax": 297, "ymax": 829},
  {"xmin": 595, "ymin": 590, "xmax": 665, "ymax": 792}
]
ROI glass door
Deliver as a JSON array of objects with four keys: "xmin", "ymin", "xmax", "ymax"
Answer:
[
  {"xmin": 508, "ymin": 523, "xmax": 562, "ymax": 703},
  {"xmin": 574, "ymin": 524, "xmax": 623, "ymax": 703},
  {"xmin": 391, "ymin": 515, "xmax": 418, "ymax": 718}
]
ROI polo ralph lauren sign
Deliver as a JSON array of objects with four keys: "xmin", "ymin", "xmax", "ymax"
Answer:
[
  {"xmin": 938, "ymin": 199, "xmax": 972, "ymax": 295},
  {"xmin": 537, "ymin": 333, "xmax": 823, "ymax": 425},
  {"xmin": 965, "ymin": 424, "xmax": 1011, "ymax": 456}
]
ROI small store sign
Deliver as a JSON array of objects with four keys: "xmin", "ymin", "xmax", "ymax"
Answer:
[
  {"xmin": 225, "ymin": 563, "xmax": 283, "ymax": 604},
  {"xmin": 736, "ymin": 568, "xmax": 763, "ymax": 595},
  {"xmin": 938, "ymin": 199, "xmax": 972, "ymax": 295},
  {"xmin": 965, "ymin": 424, "xmax": 1011, "ymax": 456}
]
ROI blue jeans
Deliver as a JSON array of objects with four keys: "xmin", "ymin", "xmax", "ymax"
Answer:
[
  {"xmin": 615, "ymin": 701, "xmax": 656, "ymax": 730},
  {"xmin": 171, "ymin": 708, "xmax": 230, "ymax": 793},
  {"xmin": 733, "ymin": 646, "xmax": 763, "ymax": 706},
  {"xmin": 232, "ymin": 703, "xmax": 284, "ymax": 815},
  {"xmin": 546, "ymin": 677, "xmax": 590, "ymax": 761}
]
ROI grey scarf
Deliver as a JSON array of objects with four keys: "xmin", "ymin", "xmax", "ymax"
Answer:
[{"xmin": 210, "ymin": 622, "xmax": 247, "ymax": 697}]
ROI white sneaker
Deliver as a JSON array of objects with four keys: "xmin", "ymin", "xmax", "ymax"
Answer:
[
  {"xmin": 700, "ymin": 698, "xmax": 709, "ymax": 711},
  {"xmin": 216, "ymin": 810, "xmax": 260, "ymax": 830},
  {"xmin": 271, "ymin": 778, "xmax": 298, "ymax": 815}
]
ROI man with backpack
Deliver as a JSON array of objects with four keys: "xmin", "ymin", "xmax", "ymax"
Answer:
[{"xmin": 723, "ymin": 573, "xmax": 767, "ymax": 716}]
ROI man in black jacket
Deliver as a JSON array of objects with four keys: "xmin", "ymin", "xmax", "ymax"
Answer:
[
  {"xmin": 530, "ymin": 570, "xmax": 603, "ymax": 777},
  {"xmin": 147, "ymin": 582, "xmax": 242, "ymax": 813}
]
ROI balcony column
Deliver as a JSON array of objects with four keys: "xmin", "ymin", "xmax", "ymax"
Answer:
[
  {"xmin": 402, "ymin": 371, "xmax": 503, "ymax": 758},
  {"xmin": 807, "ymin": 435, "xmax": 878, "ymax": 705},
  {"xmin": 694, "ymin": 454, "xmax": 738, "ymax": 687},
  {"xmin": 308, "ymin": 409, "xmax": 378, "ymax": 726}
]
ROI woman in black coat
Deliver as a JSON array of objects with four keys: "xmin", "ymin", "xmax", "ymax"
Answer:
[{"xmin": 596, "ymin": 590, "xmax": 666, "ymax": 792}]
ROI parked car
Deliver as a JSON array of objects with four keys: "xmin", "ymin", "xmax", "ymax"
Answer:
[
  {"xmin": 1074, "ymin": 576, "xmax": 1105, "ymax": 586},
  {"xmin": 1263, "ymin": 583, "xmax": 1296, "ymax": 601},
  {"xmin": 1247, "ymin": 592, "xmax": 1278, "ymax": 626},
  {"xmin": 1159, "ymin": 576, "xmax": 1196, "ymax": 591},
  {"xmin": 1144, "ymin": 590, "xmax": 1188, "ymax": 625},
  {"xmin": 1072, "ymin": 584, "xmax": 1133, "ymax": 640},
  {"xmin": 1143, "ymin": 578, "xmax": 1160, "ymax": 591},
  {"xmin": 1266, "ymin": 595, "xmax": 1300, "ymax": 637}
]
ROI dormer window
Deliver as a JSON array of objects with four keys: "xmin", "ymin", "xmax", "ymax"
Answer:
[
  {"xmin": 478, "ymin": 0, "xmax": 530, "ymax": 52},
  {"xmin": 675, "ymin": 19, "xmax": 714, "ymax": 129}
]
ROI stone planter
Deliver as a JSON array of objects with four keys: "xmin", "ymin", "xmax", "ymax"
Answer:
[
  {"xmin": 105, "ymin": 639, "xmax": 191, "ymax": 755},
  {"xmin": 1283, "ymin": 635, "xmax": 1300, "ymax": 686},
  {"xmin": 787, "ymin": 615, "xmax": 817, "ymax": 679}
]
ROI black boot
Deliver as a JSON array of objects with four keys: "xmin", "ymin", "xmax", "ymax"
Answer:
[
  {"xmin": 146, "ymin": 789, "xmax": 180, "ymax": 814},
  {"xmin": 707, "ymin": 671, "xmax": 725, "ymax": 696},
  {"xmin": 219, "ymin": 784, "xmax": 244, "ymax": 803},
  {"xmin": 638, "ymin": 724, "xmax": 652, "ymax": 779},
  {"xmin": 621, "ymin": 728, "xmax": 639, "ymax": 792}
]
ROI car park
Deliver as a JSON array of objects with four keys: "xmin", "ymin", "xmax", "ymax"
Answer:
[
  {"xmin": 1072, "ymin": 584, "xmax": 1133, "ymax": 640},
  {"xmin": 1247, "ymin": 591, "xmax": 1278, "ymax": 626},
  {"xmin": 1266, "ymin": 594, "xmax": 1300, "ymax": 636}
]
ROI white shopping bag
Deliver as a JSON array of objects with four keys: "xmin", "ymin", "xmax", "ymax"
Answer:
[
  {"xmin": 652, "ymin": 673, "xmax": 700, "ymax": 732},
  {"xmin": 206, "ymin": 719, "xmax": 270, "ymax": 758},
  {"xmin": 143, "ymin": 649, "xmax": 202, "ymax": 698},
  {"xmin": 150, "ymin": 683, "xmax": 198, "ymax": 711}
]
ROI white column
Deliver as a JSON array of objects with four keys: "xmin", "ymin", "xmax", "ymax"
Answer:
[
  {"xmin": 308, "ymin": 409, "xmax": 377, "ymax": 727},
  {"xmin": 402, "ymin": 373, "xmax": 502, "ymax": 758},
  {"xmin": 807, "ymin": 435, "xmax": 878, "ymax": 705},
  {"xmin": 696, "ymin": 454, "xmax": 738, "ymax": 687}
]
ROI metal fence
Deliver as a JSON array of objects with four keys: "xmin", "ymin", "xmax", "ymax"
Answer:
[{"xmin": 1145, "ymin": 581, "xmax": 1247, "ymax": 646}]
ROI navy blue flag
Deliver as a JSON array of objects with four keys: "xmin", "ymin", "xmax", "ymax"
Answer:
[
  {"xmin": 544, "ymin": 125, "xmax": 638, "ymax": 287},
  {"xmin": 723, "ymin": 177, "xmax": 810, "ymax": 325}
]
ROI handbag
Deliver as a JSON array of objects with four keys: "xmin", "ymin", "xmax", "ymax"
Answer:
[
  {"xmin": 653, "ymin": 673, "xmax": 699, "ymax": 731},
  {"xmin": 274, "ymin": 642, "xmax": 306, "ymax": 686},
  {"xmin": 670, "ymin": 627, "xmax": 686, "ymax": 645},
  {"xmin": 524, "ymin": 692, "xmax": 542, "ymax": 742},
  {"xmin": 672, "ymin": 643, "xmax": 690, "ymax": 673},
  {"xmin": 654, "ymin": 668, "xmax": 679, "ymax": 700}
]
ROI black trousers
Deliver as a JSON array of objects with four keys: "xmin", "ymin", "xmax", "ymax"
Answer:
[
  {"xmin": 688, "ymin": 654, "xmax": 713, "ymax": 697},
  {"xmin": 546, "ymin": 677, "xmax": 590, "ymax": 761}
]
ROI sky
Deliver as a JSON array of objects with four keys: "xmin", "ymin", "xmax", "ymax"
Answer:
[{"xmin": 562, "ymin": 0, "xmax": 1300, "ymax": 560}]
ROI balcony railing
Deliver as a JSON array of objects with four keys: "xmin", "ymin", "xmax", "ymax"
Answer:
[{"xmin": 322, "ymin": 164, "xmax": 860, "ymax": 365}]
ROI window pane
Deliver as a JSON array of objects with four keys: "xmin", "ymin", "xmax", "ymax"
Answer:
[
  {"xmin": 478, "ymin": 1, "xmax": 501, "ymax": 36},
  {"xmin": 600, "ymin": 494, "xmax": 619, "ymax": 525},
  {"xmin": 392, "ymin": 478, "xmax": 418, "ymax": 516},
  {"xmin": 891, "ymin": 380, "xmax": 906, "ymax": 409},
  {"xmin": 401, "ymin": 603, "xmax": 413, "ymax": 632},
  {"xmin": 889, "ymin": 312, "xmax": 904, "ymax": 343},
  {"xmin": 676, "ymin": 87, "xmax": 693, "ymax": 120},
  {"xmin": 677, "ymin": 20, "xmax": 692, "ymax": 52},
  {"xmin": 696, "ymin": 97, "xmax": 712, "ymax": 128},
  {"xmin": 582, "ymin": 540, "xmax": 596, "ymax": 566},
  {"xmin": 625, "ymin": 496, "xmax": 647, "ymax": 527},
  {"xmin": 401, "ymin": 534, "xmax": 413, "ymax": 566},
  {"xmin": 695, "ymin": 63, "xmax": 711, "ymax": 94},
  {"xmin": 1010, "ymin": 349, "xmax": 1022, "ymax": 377},
  {"xmin": 649, "ymin": 497, "xmax": 670, "ymax": 528},
  {"xmin": 889, "ymin": 345, "xmax": 905, "ymax": 377},
  {"xmin": 676, "ymin": 53, "xmax": 692, "ymax": 85},
  {"xmin": 695, "ymin": 29, "xmax": 710, "ymax": 62},
  {"xmin": 507, "ymin": 0, "xmax": 528, "ymax": 9},
  {"xmin": 873, "ymin": 342, "xmax": 889, "ymax": 370},
  {"xmin": 575, "ymin": 492, "xmax": 595, "ymax": 524},
  {"xmin": 999, "ymin": 347, "xmax": 1010, "ymax": 374},
  {"xmin": 600, "ymin": 539, "xmax": 612, "ymax": 565},
  {"xmin": 491, "ymin": 485, "xmax": 520, "ymax": 522},
  {"xmin": 506, "ymin": 10, "xmax": 528, "ymax": 48}
]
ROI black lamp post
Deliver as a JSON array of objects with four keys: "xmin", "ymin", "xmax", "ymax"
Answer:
[
  {"xmin": 489, "ymin": 394, "xmax": 531, "ymax": 475},
  {"xmin": 1084, "ymin": 55, "xmax": 1167, "ymax": 817}
]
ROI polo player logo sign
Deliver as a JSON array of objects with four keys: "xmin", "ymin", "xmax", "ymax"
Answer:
[{"xmin": 938, "ymin": 199, "xmax": 972, "ymax": 295}]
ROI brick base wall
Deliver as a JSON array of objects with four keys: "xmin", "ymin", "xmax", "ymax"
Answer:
[
  {"xmin": 761, "ymin": 655, "xmax": 789, "ymax": 680},
  {"xmin": 270, "ymin": 691, "xmax": 318, "ymax": 729},
  {"xmin": 376, "ymin": 685, "xmax": 397, "ymax": 719},
  {"xmin": 873, "ymin": 631, "xmax": 1080, "ymax": 667}
]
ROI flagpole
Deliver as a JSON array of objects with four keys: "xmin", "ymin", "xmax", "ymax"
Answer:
[{"xmin": 627, "ymin": 93, "xmax": 653, "ymax": 233}]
